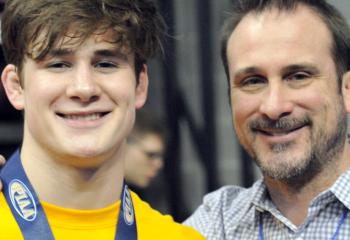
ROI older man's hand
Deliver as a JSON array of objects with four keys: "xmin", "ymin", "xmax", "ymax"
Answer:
[{"xmin": 0, "ymin": 155, "xmax": 4, "ymax": 190}]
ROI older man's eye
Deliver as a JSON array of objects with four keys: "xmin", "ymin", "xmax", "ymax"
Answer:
[
  {"xmin": 285, "ymin": 71, "xmax": 314, "ymax": 88},
  {"xmin": 239, "ymin": 76, "xmax": 267, "ymax": 91},
  {"xmin": 286, "ymin": 72, "xmax": 310, "ymax": 81}
]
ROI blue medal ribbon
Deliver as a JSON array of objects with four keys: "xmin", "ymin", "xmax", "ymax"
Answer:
[{"xmin": 0, "ymin": 149, "xmax": 137, "ymax": 240}]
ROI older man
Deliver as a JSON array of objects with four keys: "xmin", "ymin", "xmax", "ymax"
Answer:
[{"xmin": 186, "ymin": 1, "xmax": 350, "ymax": 239}]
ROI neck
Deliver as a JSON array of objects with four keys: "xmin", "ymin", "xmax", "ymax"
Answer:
[
  {"xmin": 265, "ymin": 142, "xmax": 350, "ymax": 226},
  {"xmin": 20, "ymin": 141, "xmax": 125, "ymax": 210}
]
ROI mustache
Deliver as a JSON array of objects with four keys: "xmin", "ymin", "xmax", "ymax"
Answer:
[{"xmin": 249, "ymin": 115, "xmax": 312, "ymax": 131}]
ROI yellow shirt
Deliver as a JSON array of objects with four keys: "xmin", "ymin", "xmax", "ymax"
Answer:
[{"xmin": 0, "ymin": 191, "xmax": 203, "ymax": 240}]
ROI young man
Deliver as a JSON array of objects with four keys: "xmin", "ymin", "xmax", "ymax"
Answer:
[
  {"xmin": 125, "ymin": 109, "xmax": 166, "ymax": 189},
  {"xmin": 185, "ymin": 0, "xmax": 350, "ymax": 239},
  {"xmin": 0, "ymin": 0, "xmax": 203, "ymax": 239}
]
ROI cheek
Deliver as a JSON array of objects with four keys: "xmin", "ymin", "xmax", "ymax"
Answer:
[
  {"xmin": 231, "ymin": 99, "xmax": 259, "ymax": 153},
  {"xmin": 295, "ymin": 87, "xmax": 337, "ymax": 124},
  {"xmin": 296, "ymin": 89, "xmax": 325, "ymax": 109},
  {"xmin": 314, "ymin": 95, "xmax": 343, "ymax": 127},
  {"xmin": 128, "ymin": 150, "xmax": 145, "ymax": 165},
  {"xmin": 231, "ymin": 92, "xmax": 261, "ymax": 129},
  {"xmin": 24, "ymin": 76, "xmax": 64, "ymax": 106},
  {"xmin": 103, "ymin": 80, "xmax": 136, "ymax": 104}
]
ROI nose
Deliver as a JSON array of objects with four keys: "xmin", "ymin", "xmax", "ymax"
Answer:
[
  {"xmin": 259, "ymin": 83, "xmax": 294, "ymax": 120},
  {"xmin": 66, "ymin": 64, "xmax": 101, "ymax": 102}
]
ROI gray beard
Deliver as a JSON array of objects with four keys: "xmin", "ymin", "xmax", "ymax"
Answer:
[{"xmin": 253, "ymin": 108, "xmax": 347, "ymax": 189}]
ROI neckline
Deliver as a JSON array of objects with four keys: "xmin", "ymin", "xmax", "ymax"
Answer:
[{"xmin": 41, "ymin": 200, "xmax": 121, "ymax": 228}]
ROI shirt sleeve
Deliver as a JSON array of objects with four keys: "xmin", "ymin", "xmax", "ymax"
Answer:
[{"xmin": 183, "ymin": 188, "xmax": 228, "ymax": 239}]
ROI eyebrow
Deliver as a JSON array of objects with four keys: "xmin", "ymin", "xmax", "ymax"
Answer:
[
  {"xmin": 233, "ymin": 63, "xmax": 320, "ymax": 79},
  {"xmin": 46, "ymin": 48, "xmax": 129, "ymax": 61},
  {"xmin": 281, "ymin": 64, "xmax": 320, "ymax": 75},
  {"xmin": 47, "ymin": 48, "xmax": 74, "ymax": 58},
  {"xmin": 94, "ymin": 49, "xmax": 129, "ymax": 61},
  {"xmin": 233, "ymin": 66, "xmax": 262, "ymax": 79}
]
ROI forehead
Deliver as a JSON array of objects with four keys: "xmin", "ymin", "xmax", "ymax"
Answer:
[
  {"xmin": 30, "ymin": 27, "xmax": 131, "ymax": 60},
  {"xmin": 226, "ymin": 5, "xmax": 333, "ymax": 72}
]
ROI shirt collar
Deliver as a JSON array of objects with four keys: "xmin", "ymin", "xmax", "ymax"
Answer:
[
  {"xmin": 250, "ymin": 166, "xmax": 350, "ymax": 208},
  {"xmin": 225, "ymin": 179, "xmax": 265, "ymax": 234},
  {"xmin": 330, "ymin": 166, "xmax": 350, "ymax": 209},
  {"xmin": 229, "ymin": 164, "xmax": 350, "ymax": 234}
]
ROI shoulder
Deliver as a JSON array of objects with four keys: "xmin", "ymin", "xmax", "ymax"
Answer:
[
  {"xmin": 184, "ymin": 185, "xmax": 248, "ymax": 225},
  {"xmin": 184, "ymin": 181, "xmax": 263, "ymax": 238},
  {"xmin": 202, "ymin": 185, "xmax": 248, "ymax": 206},
  {"xmin": 187, "ymin": 184, "xmax": 253, "ymax": 221},
  {"xmin": 131, "ymin": 192, "xmax": 204, "ymax": 240}
]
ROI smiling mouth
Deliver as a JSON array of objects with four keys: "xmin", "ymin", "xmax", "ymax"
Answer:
[
  {"xmin": 256, "ymin": 125, "xmax": 306, "ymax": 136},
  {"xmin": 57, "ymin": 112, "xmax": 110, "ymax": 121}
]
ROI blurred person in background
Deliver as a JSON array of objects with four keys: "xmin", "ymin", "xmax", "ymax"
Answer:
[{"xmin": 125, "ymin": 108, "xmax": 167, "ymax": 190}]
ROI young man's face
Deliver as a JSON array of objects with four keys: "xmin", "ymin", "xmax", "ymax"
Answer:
[
  {"xmin": 2, "ymin": 29, "xmax": 148, "ymax": 167},
  {"xmin": 226, "ymin": 6, "xmax": 349, "ymax": 181}
]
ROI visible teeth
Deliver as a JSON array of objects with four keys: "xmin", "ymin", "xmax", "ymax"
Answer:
[
  {"xmin": 263, "ymin": 128, "xmax": 296, "ymax": 136},
  {"xmin": 270, "ymin": 132, "xmax": 289, "ymax": 136},
  {"xmin": 65, "ymin": 113, "xmax": 101, "ymax": 121}
]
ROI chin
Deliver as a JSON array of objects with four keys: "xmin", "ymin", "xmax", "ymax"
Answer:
[
  {"xmin": 260, "ymin": 152, "xmax": 312, "ymax": 179},
  {"xmin": 70, "ymin": 148, "xmax": 102, "ymax": 158},
  {"xmin": 60, "ymin": 147, "xmax": 106, "ymax": 163}
]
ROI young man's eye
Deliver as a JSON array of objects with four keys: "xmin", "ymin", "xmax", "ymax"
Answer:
[
  {"xmin": 47, "ymin": 62, "xmax": 71, "ymax": 72},
  {"xmin": 95, "ymin": 61, "xmax": 118, "ymax": 68}
]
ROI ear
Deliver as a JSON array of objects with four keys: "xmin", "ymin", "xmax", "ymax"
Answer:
[
  {"xmin": 1, "ymin": 64, "xmax": 25, "ymax": 110},
  {"xmin": 135, "ymin": 64, "xmax": 149, "ymax": 109}
]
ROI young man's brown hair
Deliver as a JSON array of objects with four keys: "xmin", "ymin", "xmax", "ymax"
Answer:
[{"xmin": 1, "ymin": 0, "xmax": 166, "ymax": 76}]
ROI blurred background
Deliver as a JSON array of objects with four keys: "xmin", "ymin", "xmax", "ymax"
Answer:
[{"xmin": 1, "ymin": 0, "xmax": 350, "ymax": 222}]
